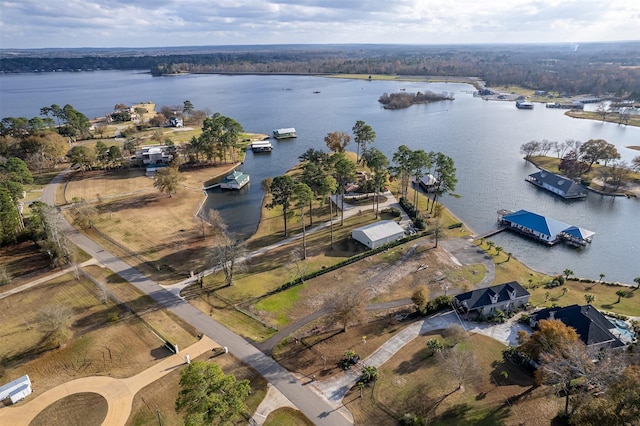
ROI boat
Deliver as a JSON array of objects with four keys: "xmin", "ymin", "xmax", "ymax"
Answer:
[
  {"xmin": 220, "ymin": 170, "xmax": 250, "ymax": 190},
  {"xmin": 273, "ymin": 127, "xmax": 297, "ymax": 139},
  {"xmin": 516, "ymin": 99, "xmax": 534, "ymax": 109},
  {"xmin": 250, "ymin": 140, "xmax": 273, "ymax": 152}
]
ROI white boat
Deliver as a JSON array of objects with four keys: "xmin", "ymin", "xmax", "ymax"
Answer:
[
  {"xmin": 251, "ymin": 140, "xmax": 273, "ymax": 152},
  {"xmin": 273, "ymin": 127, "xmax": 297, "ymax": 139},
  {"xmin": 220, "ymin": 170, "xmax": 250, "ymax": 190}
]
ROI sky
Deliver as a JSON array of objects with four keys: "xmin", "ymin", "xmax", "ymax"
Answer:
[{"xmin": 1, "ymin": 0, "xmax": 639, "ymax": 49}]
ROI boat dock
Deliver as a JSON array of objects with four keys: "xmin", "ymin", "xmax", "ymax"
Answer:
[{"xmin": 497, "ymin": 209, "xmax": 594, "ymax": 247}]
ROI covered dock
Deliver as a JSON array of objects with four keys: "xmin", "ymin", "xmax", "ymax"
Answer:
[{"xmin": 498, "ymin": 209, "xmax": 594, "ymax": 246}]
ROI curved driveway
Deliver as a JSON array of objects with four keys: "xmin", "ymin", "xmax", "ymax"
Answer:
[
  {"xmin": 0, "ymin": 336, "xmax": 215, "ymax": 425},
  {"xmin": 37, "ymin": 170, "xmax": 353, "ymax": 426}
]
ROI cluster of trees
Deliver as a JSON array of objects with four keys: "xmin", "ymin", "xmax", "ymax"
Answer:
[
  {"xmin": 378, "ymin": 91, "xmax": 454, "ymax": 110},
  {"xmin": 514, "ymin": 319, "xmax": 639, "ymax": 423},
  {"xmin": 4, "ymin": 43, "xmax": 640, "ymax": 97},
  {"xmin": 391, "ymin": 145, "xmax": 458, "ymax": 217},
  {"xmin": 521, "ymin": 138, "xmax": 636, "ymax": 190},
  {"xmin": 0, "ymin": 157, "xmax": 32, "ymax": 245},
  {"xmin": 265, "ymin": 121, "xmax": 386, "ymax": 254},
  {"xmin": 184, "ymin": 113, "xmax": 244, "ymax": 165},
  {"xmin": 67, "ymin": 141, "xmax": 124, "ymax": 171}
]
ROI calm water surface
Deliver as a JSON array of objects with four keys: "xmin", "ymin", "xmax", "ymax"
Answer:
[{"xmin": 1, "ymin": 71, "xmax": 638, "ymax": 283}]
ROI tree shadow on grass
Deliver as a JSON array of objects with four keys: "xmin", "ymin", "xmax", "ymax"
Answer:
[{"xmin": 437, "ymin": 403, "xmax": 510, "ymax": 426}]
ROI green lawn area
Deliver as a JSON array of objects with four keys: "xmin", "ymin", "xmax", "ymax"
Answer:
[
  {"xmin": 263, "ymin": 407, "xmax": 314, "ymax": 425},
  {"xmin": 346, "ymin": 332, "xmax": 560, "ymax": 425},
  {"xmin": 528, "ymin": 280, "xmax": 640, "ymax": 317}
]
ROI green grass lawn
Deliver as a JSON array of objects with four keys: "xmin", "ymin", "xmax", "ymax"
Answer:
[{"xmin": 528, "ymin": 280, "xmax": 640, "ymax": 317}]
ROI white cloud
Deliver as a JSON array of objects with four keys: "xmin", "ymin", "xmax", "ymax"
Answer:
[{"xmin": 0, "ymin": 0, "xmax": 638, "ymax": 48}]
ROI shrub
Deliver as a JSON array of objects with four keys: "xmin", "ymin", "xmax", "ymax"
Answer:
[{"xmin": 447, "ymin": 222, "xmax": 463, "ymax": 229}]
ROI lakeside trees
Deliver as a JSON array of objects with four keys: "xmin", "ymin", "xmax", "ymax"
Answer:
[{"xmin": 521, "ymin": 138, "xmax": 636, "ymax": 192}]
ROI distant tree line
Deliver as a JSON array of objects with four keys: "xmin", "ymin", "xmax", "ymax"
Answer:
[{"xmin": 2, "ymin": 43, "xmax": 640, "ymax": 97}]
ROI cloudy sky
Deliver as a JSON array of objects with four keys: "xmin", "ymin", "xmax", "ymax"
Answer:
[{"xmin": 1, "ymin": 0, "xmax": 639, "ymax": 49}]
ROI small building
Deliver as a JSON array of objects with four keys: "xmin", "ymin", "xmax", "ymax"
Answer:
[
  {"xmin": 169, "ymin": 117, "xmax": 183, "ymax": 127},
  {"xmin": 352, "ymin": 220, "xmax": 405, "ymax": 249},
  {"xmin": 530, "ymin": 305, "xmax": 624, "ymax": 350},
  {"xmin": 415, "ymin": 174, "xmax": 438, "ymax": 192},
  {"xmin": 516, "ymin": 99, "xmax": 534, "ymax": 109},
  {"xmin": 250, "ymin": 140, "xmax": 273, "ymax": 152},
  {"xmin": 0, "ymin": 375, "xmax": 32, "ymax": 404},
  {"xmin": 453, "ymin": 281, "xmax": 530, "ymax": 318},
  {"xmin": 220, "ymin": 170, "xmax": 250, "ymax": 190},
  {"xmin": 526, "ymin": 170, "xmax": 587, "ymax": 199},
  {"xmin": 273, "ymin": 128, "xmax": 297, "ymax": 139}
]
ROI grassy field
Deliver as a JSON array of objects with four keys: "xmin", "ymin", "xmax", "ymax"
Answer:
[
  {"xmin": 0, "ymin": 242, "xmax": 51, "ymax": 288},
  {"xmin": 60, "ymin": 164, "xmax": 240, "ymax": 284},
  {"xmin": 84, "ymin": 265, "xmax": 199, "ymax": 348},
  {"xmin": 347, "ymin": 332, "xmax": 561, "ymax": 425},
  {"xmin": 126, "ymin": 352, "xmax": 268, "ymax": 426},
  {"xmin": 263, "ymin": 407, "xmax": 314, "ymax": 425},
  {"xmin": 31, "ymin": 393, "xmax": 108, "ymax": 426},
  {"xmin": 566, "ymin": 110, "xmax": 640, "ymax": 128},
  {"xmin": 0, "ymin": 272, "xmax": 174, "ymax": 394}
]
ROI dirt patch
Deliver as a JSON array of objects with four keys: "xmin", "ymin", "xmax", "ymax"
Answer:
[
  {"xmin": 273, "ymin": 317, "xmax": 411, "ymax": 381},
  {"xmin": 30, "ymin": 392, "xmax": 107, "ymax": 426}
]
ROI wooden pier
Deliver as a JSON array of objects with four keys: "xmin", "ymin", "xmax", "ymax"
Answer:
[{"xmin": 476, "ymin": 227, "xmax": 507, "ymax": 240}]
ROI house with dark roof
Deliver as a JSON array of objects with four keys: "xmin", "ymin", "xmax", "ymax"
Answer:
[
  {"xmin": 526, "ymin": 170, "xmax": 587, "ymax": 199},
  {"xmin": 530, "ymin": 304, "xmax": 624, "ymax": 349},
  {"xmin": 453, "ymin": 282, "xmax": 530, "ymax": 318}
]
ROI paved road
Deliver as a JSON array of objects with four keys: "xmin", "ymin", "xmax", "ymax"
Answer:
[{"xmin": 41, "ymin": 170, "xmax": 353, "ymax": 426}]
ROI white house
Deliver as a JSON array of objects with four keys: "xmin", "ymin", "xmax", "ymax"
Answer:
[
  {"xmin": 0, "ymin": 375, "xmax": 32, "ymax": 404},
  {"xmin": 352, "ymin": 220, "xmax": 405, "ymax": 249}
]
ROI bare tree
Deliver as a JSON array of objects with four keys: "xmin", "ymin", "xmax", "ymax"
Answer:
[
  {"xmin": 287, "ymin": 249, "xmax": 309, "ymax": 285},
  {"xmin": 437, "ymin": 348, "xmax": 481, "ymax": 396},
  {"xmin": 37, "ymin": 305, "xmax": 73, "ymax": 346},
  {"xmin": 325, "ymin": 283, "xmax": 367, "ymax": 332},
  {"xmin": 210, "ymin": 236, "xmax": 246, "ymax": 287}
]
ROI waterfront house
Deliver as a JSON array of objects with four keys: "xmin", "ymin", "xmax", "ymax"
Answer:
[
  {"xmin": 453, "ymin": 282, "xmax": 530, "ymax": 319},
  {"xmin": 530, "ymin": 305, "xmax": 624, "ymax": 349},
  {"xmin": 526, "ymin": 170, "xmax": 587, "ymax": 199},
  {"xmin": 352, "ymin": 220, "xmax": 405, "ymax": 249}
]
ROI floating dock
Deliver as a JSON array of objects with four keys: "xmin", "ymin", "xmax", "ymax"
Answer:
[{"xmin": 498, "ymin": 209, "xmax": 594, "ymax": 247}]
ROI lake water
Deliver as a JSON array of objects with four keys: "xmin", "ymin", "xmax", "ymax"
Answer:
[{"xmin": 1, "ymin": 70, "xmax": 638, "ymax": 284}]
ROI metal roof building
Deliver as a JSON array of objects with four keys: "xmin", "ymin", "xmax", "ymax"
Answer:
[
  {"xmin": 526, "ymin": 170, "xmax": 587, "ymax": 199},
  {"xmin": 352, "ymin": 220, "xmax": 405, "ymax": 249}
]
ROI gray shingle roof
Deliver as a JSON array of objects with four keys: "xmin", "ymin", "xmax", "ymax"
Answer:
[
  {"xmin": 532, "ymin": 304, "xmax": 624, "ymax": 348},
  {"xmin": 454, "ymin": 281, "xmax": 529, "ymax": 311}
]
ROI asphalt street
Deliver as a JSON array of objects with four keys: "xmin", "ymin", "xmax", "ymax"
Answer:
[{"xmin": 42, "ymin": 170, "xmax": 353, "ymax": 426}]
